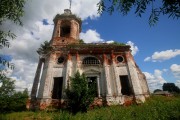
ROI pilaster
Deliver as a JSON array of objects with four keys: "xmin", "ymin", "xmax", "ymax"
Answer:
[
  {"xmin": 64, "ymin": 53, "xmax": 72, "ymax": 89},
  {"xmin": 111, "ymin": 51, "xmax": 121, "ymax": 96},
  {"xmin": 103, "ymin": 54, "xmax": 112, "ymax": 96}
]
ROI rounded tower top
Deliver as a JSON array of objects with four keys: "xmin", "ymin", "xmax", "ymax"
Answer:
[
  {"xmin": 53, "ymin": 9, "xmax": 82, "ymax": 28},
  {"xmin": 51, "ymin": 9, "xmax": 82, "ymax": 46}
]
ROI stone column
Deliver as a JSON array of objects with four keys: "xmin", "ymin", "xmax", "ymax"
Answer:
[
  {"xmin": 97, "ymin": 76, "xmax": 101, "ymax": 97},
  {"xmin": 38, "ymin": 54, "xmax": 55, "ymax": 99},
  {"xmin": 103, "ymin": 54, "xmax": 112, "ymax": 96},
  {"xmin": 31, "ymin": 58, "xmax": 43, "ymax": 99}
]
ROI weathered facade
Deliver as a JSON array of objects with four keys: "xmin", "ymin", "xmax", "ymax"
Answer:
[{"xmin": 30, "ymin": 9, "xmax": 149, "ymax": 109}]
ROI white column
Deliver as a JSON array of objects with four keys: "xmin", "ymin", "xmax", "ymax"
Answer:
[
  {"xmin": 31, "ymin": 58, "xmax": 43, "ymax": 99},
  {"xmin": 38, "ymin": 54, "xmax": 55, "ymax": 99},
  {"xmin": 97, "ymin": 76, "xmax": 100, "ymax": 97}
]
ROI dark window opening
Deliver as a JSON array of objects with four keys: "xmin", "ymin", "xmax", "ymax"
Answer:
[
  {"xmin": 60, "ymin": 26, "xmax": 70, "ymax": 37},
  {"xmin": 117, "ymin": 56, "xmax": 124, "ymax": 62},
  {"xmin": 120, "ymin": 75, "xmax": 132, "ymax": 96},
  {"xmin": 87, "ymin": 77, "xmax": 98, "ymax": 97},
  {"xmin": 83, "ymin": 57, "xmax": 100, "ymax": 65},
  {"xmin": 57, "ymin": 56, "xmax": 65, "ymax": 64},
  {"xmin": 52, "ymin": 77, "xmax": 63, "ymax": 99}
]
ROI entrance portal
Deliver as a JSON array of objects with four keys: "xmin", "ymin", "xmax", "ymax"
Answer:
[
  {"xmin": 120, "ymin": 75, "xmax": 132, "ymax": 96},
  {"xmin": 87, "ymin": 76, "xmax": 98, "ymax": 97},
  {"xmin": 52, "ymin": 77, "xmax": 63, "ymax": 99}
]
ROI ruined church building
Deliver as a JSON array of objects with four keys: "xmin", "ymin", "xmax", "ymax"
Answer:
[{"xmin": 30, "ymin": 9, "xmax": 149, "ymax": 109}]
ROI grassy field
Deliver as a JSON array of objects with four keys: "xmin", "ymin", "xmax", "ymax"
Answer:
[{"xmin": 0, "ymin": 95, "xmax": 180, "ymax": 120}]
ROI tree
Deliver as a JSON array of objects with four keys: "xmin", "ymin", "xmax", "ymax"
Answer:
[
  {"xmin": 97, "ymin": 0, "xmax": 180, "ymax": 26},
  {"xmin": 0, "ymin": 76, "xmax": 28, "ymax": 112},
  {"xmin": 37, "ymin": 41, "xmax": 53, "ymax": 55},
  {"xmin": 163, "ymin": 83, "xmax": 180, "ymax": 93},
  {"xmin": 153, "ymin": 89, "xmax": 162, "ymax": 93},
  {"xmin": 65, "ymin": 71, "xmax": 96, "ymax": 114},
  {"xmin": 0, "ymin": 0, "xmax": 26, "ymax": 72}
]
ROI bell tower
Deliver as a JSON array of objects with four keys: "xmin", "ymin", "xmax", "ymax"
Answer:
[{"xmin": 51, "ymin": 9, "xmax": 81, "ymax": 46}]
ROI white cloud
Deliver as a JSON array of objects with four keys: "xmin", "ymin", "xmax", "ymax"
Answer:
[
  {"xmin": 1, "ymin": 1, "xmax": 101, "ymax": 92},
  {"xmin": 126, "ymin": 41, "xmax": 139, "ymax": 56},
  {"xmin": 144, "ymin": 57, "xmax": 151, "ymax": 62},
  {"xmin": 80, "ymin": 29, "xmax": 104, "ymax": 43},
  {"xmin": 143, "ymin": 69, "xmax": 167, "ymax": 92},
  {"xmin": 11, "ymin": 76, "xmax": 32, "ymax": 93},
  {"xmin": 144, "ymin": 49, "xmax": 180, "ymax": 62},
  {"xmin": 176, "ymin": 80, "xmax": 180, "ymax": 88},
  {"xmin": 170, "ymin": 64, "xmax": 180, "ymax": 88},
  {"xmin": 170, "ymin": 64, "xmax": 180, "ymax": 77}
]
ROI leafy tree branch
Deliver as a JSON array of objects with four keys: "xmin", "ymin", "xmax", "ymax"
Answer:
[{"xmin": 97, "ymin": 0, "xmax": 180, "ymax": 26}]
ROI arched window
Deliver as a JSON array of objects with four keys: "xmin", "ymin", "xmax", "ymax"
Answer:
[
  {"xmin": 60, "ymin": 21, "xmax": 71, "ymax": 37},
  {"xmin": 82, "ymin": 57, "xmax": 100, "ymax": 65}
]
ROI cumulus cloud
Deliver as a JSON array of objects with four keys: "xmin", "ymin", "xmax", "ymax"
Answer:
[
  {"xmin": 143, "ymin": 69, "xmax": 167, "ymax": 92},
  {"xmin": 170, "ymin": 64, "xmax": 180, "ymax": 78},
  {"xmin": 1, "ymin": 0, "xmax": 100, "ymax": 92},
  {"xmin": 80, "ymin": 31, "xmax": 139, "ymax": 57},
  {"xmin": 176, "ymin": 80, "xmax": 180, "ymax": 88},
  {"xmin": 80, "ymin": 29, "xmax": 104, "ymax": 43},
  {"xmin": 144, "ymin": 49, "xmax": 180, "ymax": 62},
  {"xmin": 126, "ymin": 41, "xmax": 139, "ymax": 56},
  {"xmin": 170, "ymin": 64, "xmax": 180, "ymax": 88}
]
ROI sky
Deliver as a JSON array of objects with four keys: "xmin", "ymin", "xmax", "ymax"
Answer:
[{"xmin": 1, "ymin": 0, "xmax": 180, "ymax": 93}]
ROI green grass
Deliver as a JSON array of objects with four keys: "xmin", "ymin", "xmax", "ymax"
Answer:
[{"xmin": 0, "ymin": 95, "xmax": 180, "ymax": 120}]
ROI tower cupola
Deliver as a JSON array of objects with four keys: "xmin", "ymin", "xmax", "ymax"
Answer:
[{"xmin": 52, "ymin": 9, "xmax": 82, "ymax": 46}]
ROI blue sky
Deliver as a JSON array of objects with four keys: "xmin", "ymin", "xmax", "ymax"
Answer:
[{"xmin": 1, "ymin": 0, "xmax": 180, "ymax": 92}]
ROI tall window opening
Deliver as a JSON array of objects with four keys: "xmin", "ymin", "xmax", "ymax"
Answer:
[
  {"xmin": 87, "ymin": 76, "xmax": 98, "ymax": 97},
  {"xmin": 52, "ymin": 77, "xmax": 63, "ymax": 99},
  {"xmin": 83, "ymin": 57, "xmax": 100, "ymax": 65},
  {"xmin": 60, "ymin": 21, "xmax": 71, "ymax": 37},
  {"xmin": 120, "ymin": 75, "xmax": 132, "ymax": 96}
]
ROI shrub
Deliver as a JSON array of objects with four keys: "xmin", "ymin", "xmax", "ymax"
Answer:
[{"xmin": 65, "ymin": 71, "xmax": 96, "ymax": 114}]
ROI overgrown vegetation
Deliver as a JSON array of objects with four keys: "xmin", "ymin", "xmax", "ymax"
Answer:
[
  {"xmin": 0, "ymin": 95, "xmax": 180, "ymax": 120},
  {"xmin": 0, "ymin": 76, "xmax": 28, "ymax": 113},
  {"xmin": 37, "ymin": 40, "xmax": 53, "ymax": 55},
  {"xmin": 65, "ymin": 71, "xmax": 96, "ymax": 114}
]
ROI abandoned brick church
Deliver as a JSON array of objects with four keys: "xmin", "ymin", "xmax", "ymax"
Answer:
[{"xmin": 30, "ymin": 9, "xmax": 149, "ymax": 109}]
